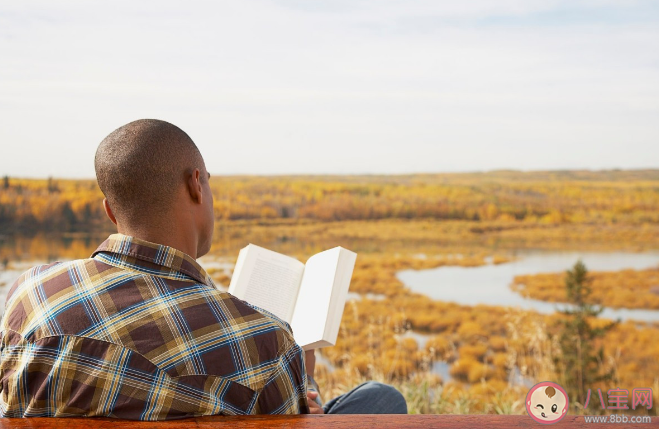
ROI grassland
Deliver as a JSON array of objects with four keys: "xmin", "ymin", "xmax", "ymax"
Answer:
[{"xmin": 2, "ymin": 171, "xmax": 659, "ymax": 415}]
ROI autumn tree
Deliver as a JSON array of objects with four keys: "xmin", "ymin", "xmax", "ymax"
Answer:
[{"xmin": 556, "ymin": 260, "xmax": 616, "ymax": 411}]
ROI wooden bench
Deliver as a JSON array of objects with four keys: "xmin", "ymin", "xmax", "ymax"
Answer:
[{"xmin": 0, "ymin": 415, "xmax": 656, "ymax": 428}]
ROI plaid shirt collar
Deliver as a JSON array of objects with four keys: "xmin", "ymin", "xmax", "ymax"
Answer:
[{"xmin": 92, "ymin": 233, "xmax": 214, "ymax": 287}]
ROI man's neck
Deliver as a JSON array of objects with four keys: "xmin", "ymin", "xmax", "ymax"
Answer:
[{"xmin": 116, "ymin": 224, "xmax": 199, "ymax": 259}]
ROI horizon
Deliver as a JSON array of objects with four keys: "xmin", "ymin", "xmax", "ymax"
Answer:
[{"xmin": 6, "ymin": 166, "xmax": 659, "ymax": 181}]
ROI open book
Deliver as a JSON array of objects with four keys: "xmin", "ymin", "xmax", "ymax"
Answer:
[{"xmin": 228, "ymin": 244, "xmax": 357, "ymax": 350}]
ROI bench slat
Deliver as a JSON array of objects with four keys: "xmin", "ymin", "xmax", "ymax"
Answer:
[{"xmin": 0, "ymin": 415, "xmax": 656, "ymax": 428}]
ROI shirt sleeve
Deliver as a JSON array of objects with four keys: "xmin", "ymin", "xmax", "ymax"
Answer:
[{"xmin": 253, "ymin": 341, "xmax": 309, "ymax": 414}]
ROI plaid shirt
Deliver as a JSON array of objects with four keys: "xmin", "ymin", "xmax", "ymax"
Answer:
[{"xmin": 0, "ymin": 234, "xmax": 309, "ymax": 419}]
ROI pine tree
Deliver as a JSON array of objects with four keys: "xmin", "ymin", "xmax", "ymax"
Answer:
[
  {"xmin": 47, "ymin": 176, "xmax": 60, "ymax": 193},
  {"xmin": 556, "ymin": 260, "xmax": 616, "ymax": 411}
]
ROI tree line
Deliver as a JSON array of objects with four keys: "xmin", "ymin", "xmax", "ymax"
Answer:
[{"xmin": 2, "ymin": 170, "xmax": 659, "ymax": 233}]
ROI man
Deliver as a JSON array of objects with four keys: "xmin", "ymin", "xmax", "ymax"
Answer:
[{"xmin": 0, "ymin": 119, "xmax": 406, "ymax": 419}]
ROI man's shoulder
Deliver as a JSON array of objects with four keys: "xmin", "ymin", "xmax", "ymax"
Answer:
[
  {"xmin": 2, "ymin": 258, "xmax": 99, "ymax": 330},
  {"xmin": 214, "ymin": 291, "xmax": 297, "ymax": 350},
  {"xmin": 228, "ymin": 295, "xmax": 293, "ymax": 330},
  {"xmin": 6, "ymin": 260, "xmax": 75, "ymax": 301}
]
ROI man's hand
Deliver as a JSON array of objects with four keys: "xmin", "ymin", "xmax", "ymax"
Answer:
[
  {"xmin": 304, "ymin": 350, "xmax": 323, "ymax": 413},
  {"xmin": 307, "ymin": 391, "xmax": 324, "ymax": 414}
]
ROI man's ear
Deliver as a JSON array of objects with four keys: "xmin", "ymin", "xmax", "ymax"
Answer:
[
  {"xmin": 186, "ymin": 168, "xmax": 203, "ymax": 204},
  {"xmin": 102, "ymin": 198, "xmax": 118, "ymax": 225}
]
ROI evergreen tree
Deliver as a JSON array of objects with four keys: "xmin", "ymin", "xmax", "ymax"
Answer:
[
  {"xmin": 47, "ymin": 176, "xmax": 59, "ymax": 193},
  {"xmin": 556, "ymin": 260, "xmax": 616, "ymax": 411}
]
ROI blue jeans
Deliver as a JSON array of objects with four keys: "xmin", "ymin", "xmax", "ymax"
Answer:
[{"xmin": 322, "ymin": 381, "xmax": 408, "ymax": 414}]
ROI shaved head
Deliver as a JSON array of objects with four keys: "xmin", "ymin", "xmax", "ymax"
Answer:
[{"xmin": 95, "ymin": 119, "xmax": 206, "ymax": 224}]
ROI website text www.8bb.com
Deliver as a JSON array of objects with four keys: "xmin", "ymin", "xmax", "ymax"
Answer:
[{"xmin": 583, "ymin": 414, "xmax": 652, "ymax": 424}]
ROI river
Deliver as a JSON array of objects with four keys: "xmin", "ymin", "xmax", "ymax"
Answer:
[{"xmin": 397, "ymin": 250, "xmax": 659, "ymax": 322}]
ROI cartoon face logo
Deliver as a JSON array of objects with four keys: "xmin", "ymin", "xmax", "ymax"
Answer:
[{"xmin": 525, "ymin": 381, "xmax": 569, "ymax": 424}]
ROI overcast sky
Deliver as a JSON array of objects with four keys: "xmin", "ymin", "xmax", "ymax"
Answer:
[{"xmin": 1, "ymin": 0, "xmax": 658, "ymax": 178}]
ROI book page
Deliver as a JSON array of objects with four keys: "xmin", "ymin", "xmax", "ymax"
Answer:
[
  {"xmin": 290, "ymin": 248, "xmax": 340, "ymax": 348},
  {"xmin": 290, "ymin": 247, "xmax": 356, "ymax": 349},
  {"xmin": 228, "ymin": 244, "xmax": 305, "ymax": 323},
  {"xmin": 324, "ymin": 249, "xmax": 357, "ymax": 344}
]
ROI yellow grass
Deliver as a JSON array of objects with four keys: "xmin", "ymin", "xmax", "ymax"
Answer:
[
  {"xmin": 2, "ymin": 216, "xmax": 659, "ymax": 415},
  {"xmin": 513, "ymin": 268, "xmax": 659, "ymax": 309}
]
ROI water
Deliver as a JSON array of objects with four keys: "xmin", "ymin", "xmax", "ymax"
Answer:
[
  {"xmin": 0, "ymin": 269, "xmax": 20, "ymax": 291},
  {"xmin": 399, "ymin": 330, "xmax": 431, "ymax": 348},
  {"xmin": 397, "ymin": 250, "xmax": 659, "ymax": 322},
  {"xmin": 0, "ymin": 261, "xmax": 37, "ymax": 294},
  {"xmin": 346, "ymin": 292, "xmax": 386, "ymax": 301}
]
